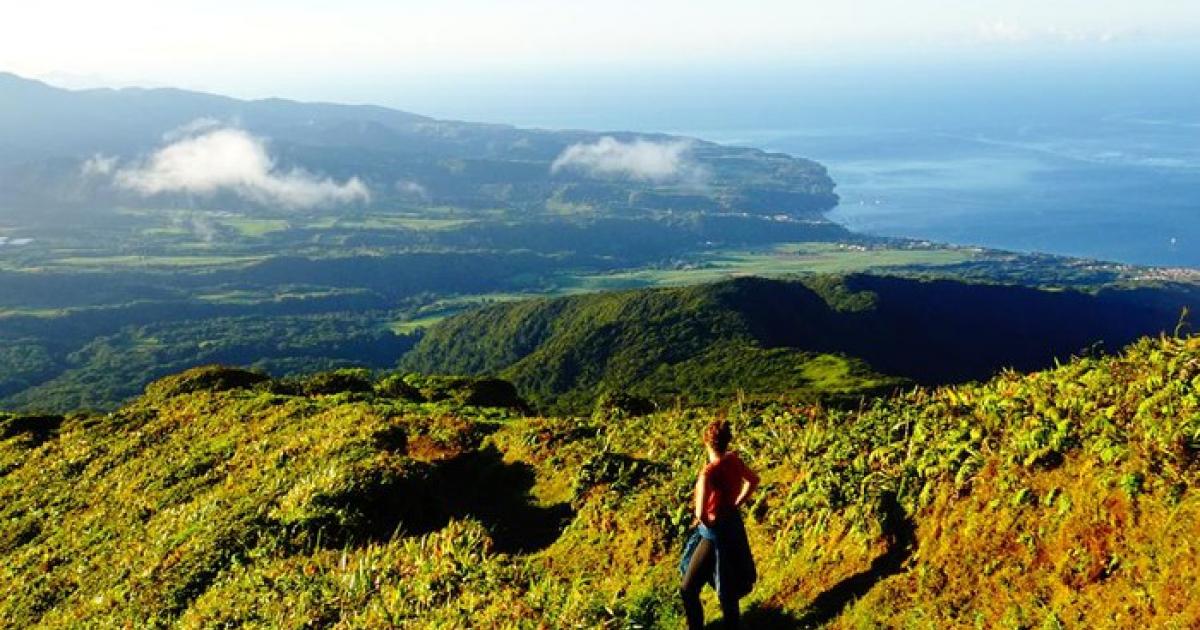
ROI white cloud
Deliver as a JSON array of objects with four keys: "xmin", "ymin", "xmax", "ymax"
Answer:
[
  {"xmin": 394, "ymin": 179, "xmax": 429, "ymax": 200},
  {"xmin": 976, "ymin": 19, "xmax": 1127, "ymax": 45},
  {"xmin": 114, "ymin": 124, "xmax": 369, "ymax": 209},
  {"xmin": 80, "ymin": 153, "xmax": 118, "ymax": 177},
  {"xmin": 163, "ymin": 117, "xmax": 222, "ymax": 141},
  {"xmin": 977, "ymin": 20, "xmax": 1033, "ymax": 43},
  {"xmin": 188, "ymin": 214, "xmax": 219, "ymax": 242},
  {"xmin": 551, "ymin": 136, "xmax": 699, "ymax": 182}
]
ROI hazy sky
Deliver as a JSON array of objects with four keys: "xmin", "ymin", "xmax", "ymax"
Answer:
[
  {"xmin": 5, "ymin": 2, "xmax": 1197, "ymax": 81},
  {"xmin": 3, "ymin": 1, "xmax": 1198, "ymax": 125}
]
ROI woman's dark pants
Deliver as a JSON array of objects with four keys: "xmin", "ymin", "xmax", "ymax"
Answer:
[{"xmin": 680, "ymin": 536, "xmax": 740, "ymax": 629}]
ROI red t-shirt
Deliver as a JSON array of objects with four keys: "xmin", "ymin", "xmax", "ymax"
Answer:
[{"xmin": 700, "ymin": 452, "xmax": 754, "ymax": 523}]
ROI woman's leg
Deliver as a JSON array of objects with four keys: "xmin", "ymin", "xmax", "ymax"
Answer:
[
  {"xmin": 680, "ymin": 537, "xmax": 715, "ymax": 630},
  {"xmin": 718, "ymin": 593, "xmax": 741, "ymax": 629}
]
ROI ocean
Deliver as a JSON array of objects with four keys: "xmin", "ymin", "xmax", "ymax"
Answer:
[
  {"xmin": 698, "ymin": 120, "xmax": 1200, "ymax": 268},
  {"xmin": 402, "ymin": 52, "xmax": 1200, "ymax": 269}
]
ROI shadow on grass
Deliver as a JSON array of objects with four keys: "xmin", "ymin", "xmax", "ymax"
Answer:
[
  {"xmin": 718, "ymin": 604, "xmax": 808, "ymax": 629},
  {"xmin": 708, "ymin": 493, "xmax": 916, "ymax": 629},
  {"xmin": 368, "ymin": 444, "xmax": 573, "ymax": 554}
]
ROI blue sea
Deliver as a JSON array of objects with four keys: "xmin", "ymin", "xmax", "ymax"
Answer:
[
  {"xmin": 698, "ymin": 121, "xmax": 1200, "ymax": 269},
  {"xmin": 402, "ymin": 51, "xmax": 1200, "ymax": 268}
]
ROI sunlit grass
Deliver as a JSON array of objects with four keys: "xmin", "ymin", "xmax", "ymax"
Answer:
[
  {"xmin": 221, "ymin": 217, "xmax": 291, "ymax": 237},
  {"xmin": 3, "ymin": 336, "xmax": 1198, "ymax": 626},
  {"xmin": 194, "ymin": 287, "xmax": 365, "ymax": 305},
  {"xmin": 389, "ymin": 314, "xmax": 450, "ymax": 334},
  {"xmin": 388, "ymin": 293, "xmax": 532, "ymax": 332}
]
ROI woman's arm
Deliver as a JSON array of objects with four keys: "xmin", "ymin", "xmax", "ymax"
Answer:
[
  {"xmin": 734, "ymin": 456, "xmax": 760, "ymax": 508},
  {"xmin": 694, "ymin": 469, "xmax": 711, "ymax": 525}
]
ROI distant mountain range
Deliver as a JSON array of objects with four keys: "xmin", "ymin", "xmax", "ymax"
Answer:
[{"xmin": 0, "ymin": 72, "xmax": 837, "ymax": 221}]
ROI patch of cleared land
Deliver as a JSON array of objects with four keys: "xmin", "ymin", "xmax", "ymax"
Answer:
[
  {"xmin": 48, "ymin": 255, "xmax": 266, "ymax": 269},
  {"xmin": 559, "ymin": 242, "xmax": 975, "ymax": 292}
]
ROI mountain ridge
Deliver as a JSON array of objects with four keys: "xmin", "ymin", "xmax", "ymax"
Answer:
[
  {"xmin": 0, "ymin": 71, "xmax": 838, "ymax": 219},
  {"xmin": 401, "ymin": 274, "xmax": 1200, "ymax": 412}
]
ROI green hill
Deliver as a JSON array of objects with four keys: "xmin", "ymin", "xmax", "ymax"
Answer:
[
  {"xmin": 3, "ymin": 334, "xmax": 1200, "ymax": 627},
  {"xmin": 400, "ymin": 274, "xmax": 1199, "ymax": 412}
]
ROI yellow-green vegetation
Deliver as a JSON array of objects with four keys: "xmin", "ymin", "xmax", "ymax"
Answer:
[
  {"xmin": 0, "ymin": 306, "xmax": 69, "ymax": 317},
  {"xmin": 194, "ymin": 288, "xmax": 365, "ymax": 305},
  {"xmin": 3, "ymin": 336, "xmax": 1200, "ymax": 627},
  {"xmin": 128, "ymin": 210, "xmax": 289, "ymax": 239},
  {"xmin": 222, "ymin": 217, "xmax": 291, "ymax": 237},
  {"xmin": 304, "ymin": 215, "xmax": 476, "ymax": 231},
  {"xmin": 388, "ymin": 313, "xmax": 453, "ymax": 334},
  {"xmin": 387, "ymin": 293, "xmax": 540, "ymax": 334},
  {"xmin": 140, "ymin": 226, "xmax": 194, "ymax": 238},
  {"xmin": 48, "ymin": 254, "xmax": 266, "ymax": 269}
]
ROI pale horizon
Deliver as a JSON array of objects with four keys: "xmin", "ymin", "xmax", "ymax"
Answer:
[{"xmin": 4, "ymin": 1, "xmax": 1199, "ymax": 127}]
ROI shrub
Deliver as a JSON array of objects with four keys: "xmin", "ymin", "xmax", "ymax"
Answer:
[
  {"xmin": 143, "ymin": 365, "xmax": 270, "ymax": 400},
  {"xmin": 406, "ymin": 375, "xmax": 528, "ymax": 410},
  {"xmin": 374, "ymin": 373, "xmax": 424, "ymax": 401},
  {"xmin": 593, "ymin": 391, "xmax": 657, "ymax": 417},
  {"xmin": 287, "ymin": 368, "xmax": 374, "ymax": 396}
]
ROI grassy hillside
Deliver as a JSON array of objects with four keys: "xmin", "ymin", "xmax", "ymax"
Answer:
[
  {"xmin": 401, "ymin": 274, "xmax": 1198, "ymax": 412},
  {"xmin": 3, "ymin": 335, "xmax": 1200, "ymax": 627}
]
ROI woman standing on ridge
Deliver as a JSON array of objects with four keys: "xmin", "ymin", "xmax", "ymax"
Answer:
[{"xmin": 679, "ymin": 418, "xmax": 760, "ymax": 629}]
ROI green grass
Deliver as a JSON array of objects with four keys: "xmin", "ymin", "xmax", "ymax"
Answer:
[
  {"xmin": 221, "ymin": 217, "xmax": 291, "ymax": 237},
  {"xmin": 388, "ymin": 293, "xmax": 534, "ymax": 333},
  {"xmin": 386, "ymin": 243, "xmax": 979, "ymax": 333},
  {"xmin": 389, "ymin": 314, "xmax": 451, "ymax": 334},
  {"xmin": 194, "ymin": 288, "xmax": 362, "ymax": 305},
  {"xmin": 47, "ymin": 254, "xmax": 266, "ymax": 269},
  {"xmin": 305, "ymin": 215, "xmax": 476, "ymax": 231},
  {"xmin": 799, "ymin": 353, "xmax": 888, "ymax": 393},
  {"xmin": 560, "ymin": 242, "xmax": 975, "ymax": 292},
  {"xmin": 119, "ymin": 209, "xmax": 290, "ymax": 239},
  {"xmin": 139, "ymin": 226, "xmax": 192, "ymax": 238},
  {"xmin": 382, "ymin": 217, "xmax": 477, "ymax": 230},
  {"xmin": 0, "ymin": 307, "xmax": 70, "ymax": 317}
]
